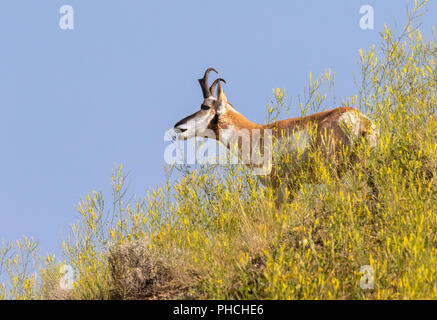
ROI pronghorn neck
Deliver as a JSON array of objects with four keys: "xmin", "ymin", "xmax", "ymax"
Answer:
[{"xmin": 216, "ymin": 104, "xmax": 264, "ymax": 148}]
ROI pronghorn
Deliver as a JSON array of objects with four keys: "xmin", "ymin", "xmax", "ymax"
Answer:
[{"xmin": 173, "ymin": 68, "xmax": 378, "ymax": 188}]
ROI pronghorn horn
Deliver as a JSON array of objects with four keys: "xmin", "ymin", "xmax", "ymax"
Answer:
[
  {"xmin": 198, "ymin": 67, "xmax": 218, "ymax": 98},
  {"xmin": 216, "ymin": 79, "xmax": 227, "ymax": 104},
  {"xmin": 209, "ymin": 78, "xmax": 226, "ymax": 97}
]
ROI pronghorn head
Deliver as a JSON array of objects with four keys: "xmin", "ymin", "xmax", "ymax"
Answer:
[{"xmin": 174, "ymin": 68, "xmax": 230, "ymax": 140}]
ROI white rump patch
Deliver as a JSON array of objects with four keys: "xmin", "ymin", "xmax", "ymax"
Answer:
[
  {"xmin": 338, "ymin": 111, "xmax": 361, "ymax": 141},
  {"xmin": 338, "ymin": 110, "xmax": 379, "ymax": 147}
]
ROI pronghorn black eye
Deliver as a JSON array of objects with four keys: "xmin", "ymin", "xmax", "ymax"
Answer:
[{"xmin": 201, "ymin": 104, "xmax": 210, "ymax": 110}]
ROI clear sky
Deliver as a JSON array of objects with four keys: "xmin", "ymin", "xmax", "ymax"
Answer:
[{"xmin": 0, "ymin": 0, "xmax": 436, "ymax": 257}]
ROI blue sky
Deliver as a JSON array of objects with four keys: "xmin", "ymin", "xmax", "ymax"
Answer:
[{"xmin": 0, "ymin": 0, "xmax": 436, "ymax": 257}]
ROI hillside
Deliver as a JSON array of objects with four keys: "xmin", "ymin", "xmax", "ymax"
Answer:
[{"xmin": 1, "ymin": 1, "xmax": 436, "ymax": 300}]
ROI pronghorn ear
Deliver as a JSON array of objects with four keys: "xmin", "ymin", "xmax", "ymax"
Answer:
[{"xmin": 216, "ymin": 82, "xmax": 228, "ymax": 114}]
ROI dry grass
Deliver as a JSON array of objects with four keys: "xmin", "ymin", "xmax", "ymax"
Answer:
[{"xmin": 106, "ymin": 241, "xmax": 190, "ymax": 300}]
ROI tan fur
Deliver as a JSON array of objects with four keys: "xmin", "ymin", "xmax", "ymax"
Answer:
[{"xmin": 215, "ymin": 105, "xmax": 366, "ymax": 150}]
